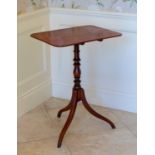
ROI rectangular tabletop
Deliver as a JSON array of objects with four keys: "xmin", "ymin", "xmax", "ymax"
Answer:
[{"xmin": 31, "ymin": 25, "xmax": 121, "ymax": 47}]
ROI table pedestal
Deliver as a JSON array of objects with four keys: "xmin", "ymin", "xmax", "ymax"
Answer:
[{"xmin": 57, "ymin": 44, "xmax": 116, "ymax": 148}]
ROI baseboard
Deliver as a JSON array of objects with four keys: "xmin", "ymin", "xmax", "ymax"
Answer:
[
  {"xmin": 17, "ymin": 79, "xmax": 51, "ymax": 118},
  {"xmin": 52, "ymin": 81, "xmax": 136, "ymax": 113}
]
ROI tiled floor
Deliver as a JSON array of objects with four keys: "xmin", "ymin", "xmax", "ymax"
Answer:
[{"xmin": 18, "ymin": 97, "xmax": 137, "ymax": 155}]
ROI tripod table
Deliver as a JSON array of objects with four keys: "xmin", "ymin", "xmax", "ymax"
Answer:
[{"xmin": 31, "ymin": 25, "xmax": 122, "ymax": 148}]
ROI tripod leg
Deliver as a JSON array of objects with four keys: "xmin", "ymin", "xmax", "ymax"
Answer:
[
  {"xmin": 57, "ymin": 94, "xmax": 77, "ymax": 148},
  {"xmin": 57, "ymin": 90, "xmax": 75, "ymax": 118},
  {"xmin": 57, "ymin": 103, "xmax": 72, "ymax": 118},
  {"xmin": 81, "ymin": 89, "xmax": 116, "ymax": 129}
]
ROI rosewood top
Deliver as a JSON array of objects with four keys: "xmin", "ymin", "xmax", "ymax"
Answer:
[{"xmin": 31, "ymin": 25, "xmax": 121, "ymax": 47}]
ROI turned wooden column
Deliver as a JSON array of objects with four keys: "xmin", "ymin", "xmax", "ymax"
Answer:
[{"xmin": 73, "ymin": 44, "xmax": 81, "ymax": 90}]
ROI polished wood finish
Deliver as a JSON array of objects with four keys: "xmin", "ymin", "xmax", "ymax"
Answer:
[
  {"xmin": 31, "ymin": 25, "xmax": 121, "ymax": 47},
  {"xmin": 31, "ymin": 25, "xmax": 122, "ymax": 148}
]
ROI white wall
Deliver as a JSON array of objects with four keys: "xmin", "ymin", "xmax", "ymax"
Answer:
[
  {"xmin": 50, "ymin": 8, "xmax": 137, "ymax": 113},
  {"xmin": 17, "ymin": 9, "xmax": 51, "ymax": 117},
  {"xmin": 17, "ymin": 8, "xmax": 136, "ymax": 117}
]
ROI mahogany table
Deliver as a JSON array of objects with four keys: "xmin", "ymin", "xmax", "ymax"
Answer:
[{"xmin": 31, "ymin": 25, "xmax": 122, "ymax": 148}]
